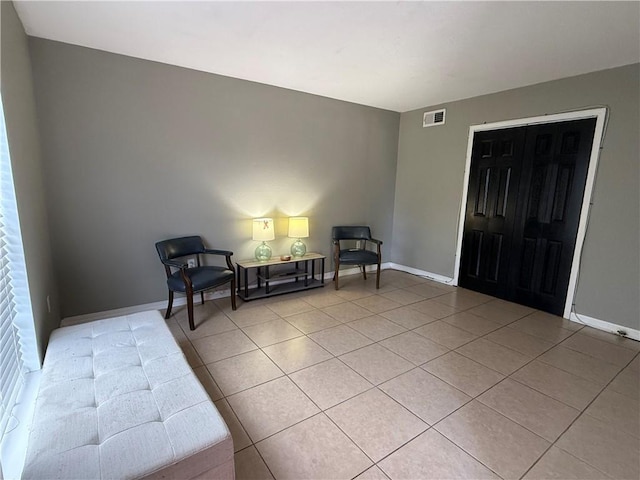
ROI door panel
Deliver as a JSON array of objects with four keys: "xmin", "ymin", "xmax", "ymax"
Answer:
[
  {"xmin": 494, "ymin": 168, "xmax": 512, "ymax": 218},
  {"xmin": 541, "ymin": 240, "xmax": 562, "ymax": 295},
  {"xmin": 466, "ymin": 230, "xmax": 484, "ymax": 278},
  {"xmin": 518, "ymin": 237, "xmax": 537, "ymax": 291},
  {"xmin": 508, "ymin": 119, "xmax": 596, "ymax": 314},
  {"xmin": 459, "ymin": 127, "xmax": 526, "ymax": 296},
  {"xmin": 486, "ymin": 233, "xmax": 504, "ymax": 282},
  {"xmin": 460, "ymin": 118, "xmax": 596, "ymax": 315}
]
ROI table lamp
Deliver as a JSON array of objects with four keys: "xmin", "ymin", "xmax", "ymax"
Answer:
[
  {"xmin": 253, "ymin": 218, "xmax": 275, "ymax": 261},
  {"xmin": 288, "ymin": 217, "xmax": 309, "ymax": 257}
]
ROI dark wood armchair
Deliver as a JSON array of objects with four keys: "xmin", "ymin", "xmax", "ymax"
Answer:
[
  {"xmin": 155, "ymin": 236, "xmax": 236, "ymax": 330},
  {"xmin": 332, "ymin": 226, "xmax": 382, "ymax": 290}
]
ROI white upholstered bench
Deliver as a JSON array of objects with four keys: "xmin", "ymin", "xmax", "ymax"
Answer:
[{"xmin": 21, "ymin": 311, "xmax": 234, "ymax": 480}]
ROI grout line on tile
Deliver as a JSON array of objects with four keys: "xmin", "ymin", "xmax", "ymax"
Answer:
[
  {"xmin": 178, "ymin": 278, "xmax": 636, "ymax": 480},
  {"xmin": 516, "ymin": 345, "xmax": 639, "ymax": 479},
  {"xmin": 426, "ymin": 422, "xmax": 509, "ymax": 480}
]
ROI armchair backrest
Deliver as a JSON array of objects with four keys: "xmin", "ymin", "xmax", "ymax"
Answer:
[
  {"xmin": 155, "ymin": 236, "xmax": 205, "ymax": 261},
  {"xmin": 332, "ymin": 226, "xmax": 372, "ymax": 241}
]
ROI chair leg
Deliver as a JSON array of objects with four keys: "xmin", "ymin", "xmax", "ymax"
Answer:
[
  {"xmin": 376, "ymin": 262, "xmax": 381, "ymax": 289},
  {"xmin": 334, "ymin": 268, "xmax": 339, "ymax": 290},
  {"xmin": 230, "ymin": 278, "xmax": 237, "ymax": 311},
  {"xmin": 187, "ymin": 294, "xmax": 195, "ymax": 331},
  {"xmin": 164, "ymin": 291, "xmax": 174, "ymax": 319},
  {"xmin": 362, "ymin": 265, "xmax": 367, "ymax": 280},
  {"xmin": 200, "ymin": 291, "xmax": 205, "ymax": 305}
]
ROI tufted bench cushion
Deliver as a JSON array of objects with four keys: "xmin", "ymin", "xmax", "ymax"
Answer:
[{"xmin": 21, "ymin": 311, "xmax": 234, "ymax": 480}]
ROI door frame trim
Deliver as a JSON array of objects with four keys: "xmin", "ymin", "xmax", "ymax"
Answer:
[{"xmin": 453, "ymin": 108, "xmax": 608, "ymax": 319}]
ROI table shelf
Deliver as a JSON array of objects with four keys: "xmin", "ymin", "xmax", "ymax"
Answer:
[
  {"xmin": 236, "ymin": 253, "xmax": 326, "ymax": 301},
  {"xmin": 256, "ymin": 268, "xmax": 307, "ymax": 282}
]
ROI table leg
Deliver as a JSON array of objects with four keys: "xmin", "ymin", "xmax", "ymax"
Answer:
[
  {"xmin": 243, "ymin": 266, "xmax": 249, "ymax": 298},
  {"xmin": 265, "ymin": 266, "xmax": 271, "ymax": 294}
]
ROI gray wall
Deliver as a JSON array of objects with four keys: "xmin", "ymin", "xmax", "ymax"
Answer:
[
  {"xmin": 28, "ymin": 38, "xmax": 400, "ymax": 318},
  {"xmin": 1, "ymin": 2, "xmax": 60, "ymax": 360},
  {"xmin": 393, "ymin": 64, "xmax": 640, "ymax": 330}
]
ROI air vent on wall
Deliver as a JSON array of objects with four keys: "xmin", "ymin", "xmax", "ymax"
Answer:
[{"xmin": 423, "ymin": 108, "xmax": 446, "ymax": 128}]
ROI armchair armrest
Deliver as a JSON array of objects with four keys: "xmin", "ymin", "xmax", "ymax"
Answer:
[
  {"xmin": 161, "ymin": 258, "xmax": 188, "ymax": 269},
  {"xmin": 203, "ymin": 248, "xmax": 234, "ymax": 257},
  {"xmin": 203, "ymin": 248, "xmax": 234, "ymax": 271},
  {"xmin": 368, "ymin": 238, "xmax": 382, "ymax": 257}
]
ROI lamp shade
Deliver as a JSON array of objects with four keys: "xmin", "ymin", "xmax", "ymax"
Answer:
[
  {"xmin": 288, "ymin": 217, "xmax": 309, "ymax": 238},
  {"xmin": 252, "ymin": 218, "xmax": 275, "ymax": 241}
]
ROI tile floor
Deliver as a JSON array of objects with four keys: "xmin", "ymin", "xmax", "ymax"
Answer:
[{"xmin": 165, "ymin": 269, "xmax": 640, "ymax": 480}]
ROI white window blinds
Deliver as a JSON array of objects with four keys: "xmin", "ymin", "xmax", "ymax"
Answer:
[{"xmin": 0, "ymin": 96, "xmax": 38, "ymax": 442}]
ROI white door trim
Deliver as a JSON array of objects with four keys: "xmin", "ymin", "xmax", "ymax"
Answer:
[{"xmin": 452, "ymin": 108, "xmax": 608, "ymax": 319}]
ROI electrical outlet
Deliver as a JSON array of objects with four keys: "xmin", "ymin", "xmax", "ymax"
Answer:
[{"xmin": 187, "ymin": 258, "xmax": 196, "ymax": 268}]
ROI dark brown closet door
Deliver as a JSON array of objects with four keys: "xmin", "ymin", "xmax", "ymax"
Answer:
[
  {"xmin": 508, "ymin": 118, "xmax": 596, "ymax": 314},
  {"xmin": 459, "ymin": 118, "xmax": 596, "ymax": 315},
  {"xmin": 459, "ymin": 127, "xmax": 526, "ymax": 297}
]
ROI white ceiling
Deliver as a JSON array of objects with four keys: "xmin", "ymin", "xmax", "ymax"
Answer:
[{"xmin": 14, "ymin": 1, "xmax": 640, "ymax": 112}]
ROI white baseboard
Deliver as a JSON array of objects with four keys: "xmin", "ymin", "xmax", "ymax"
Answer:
[
  {"xmin": 570, "ymin": 312, "xmax": 640, "ymax": 342},
  {"xmin": 59, "ymin": 268, "xmax": 346, "ymax": 325},
  {"xmin": 387, "ymin": 262, "xmax": 455, "ymax": 285},
  {"xmin": 63, "ymin": 264, "xmax": 637, "ymax": 344},
  {"xmin": 61, "ymin": 263, "xmax": 444, "ymax": 326},
  {"xmin": 387, "ymin": 263, "xmax": 640, "ymax": 342},
  {"xmin": 331, "ymin": 262, "xmax": 394, "ymax": 278},
  {"xmin": 388, "ymin": 263, "xmax": 639, "ymax": 342},
  {"xmin": 61, "ymin": 264, "xmax": 392, "ymax": 326},
  {"xmin": 61, "ymin": 288, "xmax": 234, "ymax": 326}
]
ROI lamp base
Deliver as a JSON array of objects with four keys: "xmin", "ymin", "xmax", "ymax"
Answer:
[
  {"xmin": 255, "ymin": 242, "xmax": 272, "ymax": 262},
  {"xmin": 291, "ymin": 239, "xmax": 307, "ymax": 257}
]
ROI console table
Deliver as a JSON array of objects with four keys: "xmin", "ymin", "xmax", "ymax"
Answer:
[{"xmin": 236, "ymin": 253, "xmax": 325, "ymax": 301}]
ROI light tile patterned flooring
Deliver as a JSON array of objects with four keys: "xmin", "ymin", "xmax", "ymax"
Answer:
[{"xmin": 165, "ymin": 269, "xmax": 640, "ymax": 480}]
